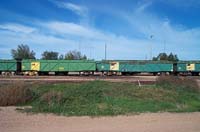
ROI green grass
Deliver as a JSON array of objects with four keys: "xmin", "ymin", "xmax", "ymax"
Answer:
[
  {"xmin": 29, "ymin": 80, "xmax": 200, "ymax": 116},
  {"xmin": 1, "ymin": 76, "xmax": 200, "ymax": 116}
]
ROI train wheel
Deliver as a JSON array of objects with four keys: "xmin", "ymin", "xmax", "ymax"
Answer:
[
  {"xmin": 192, "ymin": 72, "xmax": 199, "ymax": 76},
  {"xmin": 90, "ymin": 71, "xmax": 94, "ymax": 76},
  {"xmin": 63, "ymin": 72, "xmax": 68, "ymax": 76},
  {"xmin": 160, "ymin": 72, "xmax": 167, "ymax": 76},
  {"xmin": 153, "ymin": 72, "xmax": 157, "ymax": 76},
  {"xmin": 121, "ymin": 72, "xmax": 126, "ymax": 76},
  {"xmin": 11, "ymin": 72, "xmax": 15, "ymax": 76},
  {"xmin": 116, "ymin": 72, "xmax": 122, "ymax": 76}
]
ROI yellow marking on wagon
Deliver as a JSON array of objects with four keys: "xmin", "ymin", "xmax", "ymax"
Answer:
[
  {"xmin": 110, "ymin": 62, "xmax": 119, "ymax": 71},
  {"xmin": 59, "ymin": 67, "xmax": 64, "ymax": 70},
  {"xmin": 186, "ymin": 63, "xmax": 195, "ymax": 71},
  {"xmin": 31, "ymin": 62, "xmax": 40, "ymax": 71}
]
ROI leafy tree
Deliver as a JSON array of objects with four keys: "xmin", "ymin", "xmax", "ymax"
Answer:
[
  {"xmin": 158, "ymin": 53, "xmax": 168, "ymax": 60},
  {"xmin": 11, "ymin": 44, "xmax": 36, "ymax": 59},
  {"xmin": 41, "ymin": 51, "xmax": 58, "ymax": 60},
  {"xmin": 152, "ymin": 57, "xmax": 157, "ymax": 61},
  {"xmin": 65, "ymin": 50, "xmax": 87, "ymax": 60},
  {"xmin": 152, "ymin": 52, "xmax": 179, "ymax": 61},
  {"xmin": 168, "ymin": 52, "xmax": 179, "ymax": 61},
  {"xmin": 82, "ymin": 55, "xmax": 87, "ymax": 60}
]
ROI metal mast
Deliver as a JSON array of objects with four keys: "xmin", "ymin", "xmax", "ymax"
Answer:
[{"xmin": 105, "ymin": 43, "xmax": 107, "ymax": 60}]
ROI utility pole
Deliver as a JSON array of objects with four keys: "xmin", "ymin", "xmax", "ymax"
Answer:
[
  {"xmin": 89, "ymin": 46, "xmax": 92, "ymax": 59},
  {"xmin": 105, "ymin": 43, "xmax": 107, "ymax": 60},
  {"xmin": 150, "ymin": 45, "xmax": 152, "ymax": 60},
  {"xmin": 164, "ymin": 40, "xmax": 166, "ymax": 53},
  {"xmin": 78, "ymin": 40, "xmax": 81, "ymax": 52},
  {"xmin": 89, "ymin": 45, "xmax": 94, "ymax": 59},
  {"xmin": 145, "ymin": 54, "xmax": 147, "ymax": 60}
]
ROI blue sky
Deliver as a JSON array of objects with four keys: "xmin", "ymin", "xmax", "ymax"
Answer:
[{"xmin": 0, "ymin": 0, "xmax": 200, "ymax": 60}]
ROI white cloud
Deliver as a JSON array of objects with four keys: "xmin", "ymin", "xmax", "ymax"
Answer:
[
  {"xmin": 51, "ymin": 1, "xmax": 90, "ymax": 26},
  {"xmin": 0, "ymin": 21, "xmax": 155, "ymax": 60},
  {"xmin": 88, "ymin": 1, "xmax": 199, "ymax": 60},
  {"xmin": 121, "ymin": 2, "xmax": 200, "ymax": 50},
  {"xmin": 135, "ymin": 1, "xmax": 152, "ymax": 13},
  {"xmin": 0, "ymin": 23, "xmax": 36, "ymax": 34},
  {"xmin": 1, "ymin": 17, "xmax": 200, "ymax": 60},
  {"xmin": 53, "ymin": 1, "xmax": 88, "ymax": 17},
  {"xmin": 43, "ymin": 21, "xmax": 106, "ymax": 40},
  {"xmin": 63, "ymin": 3, "xmax": 88, "ymax": 16}
]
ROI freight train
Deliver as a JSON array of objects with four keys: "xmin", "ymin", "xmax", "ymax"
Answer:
[{"xmin": 0, "ymin": 59, "xmax": 200, "ymax": 76}]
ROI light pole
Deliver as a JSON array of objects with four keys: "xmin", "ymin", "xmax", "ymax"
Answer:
[{"xmin": 150, "ymin": 35, "xmax": 154, "ymax": 60}]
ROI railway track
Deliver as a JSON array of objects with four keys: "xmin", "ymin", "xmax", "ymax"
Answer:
[
  {"xmin": 0, "ymin": 76, "xmax": 157, "ymax": 84},
  {"xmin": 0, "ymin": 76, "xmax": 199, "ymax": 86}
]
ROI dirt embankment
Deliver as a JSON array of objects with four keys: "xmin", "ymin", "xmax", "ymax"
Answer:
[{"xmin": 0, "ymin": 107, "xmax": 200, "ymax": 132}]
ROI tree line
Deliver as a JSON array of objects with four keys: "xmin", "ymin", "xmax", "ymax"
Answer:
[
  {"xmin": 11, "ymin": 44, "xmax": 87, "ymax": 60},
  {"xmin": 152, "ymin": 52, "xmax": 179, "ymax": 62},
  {"xmin": 11, "ymin": 44, "xmax": 179, "ymax": 61}
]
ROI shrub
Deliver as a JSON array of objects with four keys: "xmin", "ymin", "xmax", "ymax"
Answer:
[{"xmin": 0, "ymin": 81, "xmax": 33, "ymax": 106}]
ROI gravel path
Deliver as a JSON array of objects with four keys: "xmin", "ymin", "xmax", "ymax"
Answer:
[{"xmin": 0, "ymin": 107, "xmax": 200, "ymax": 132}]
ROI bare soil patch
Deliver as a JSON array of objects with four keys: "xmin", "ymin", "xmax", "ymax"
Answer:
[{"xmin": 0, "ymin": 106, "xmax": 200, "ymax": 132}]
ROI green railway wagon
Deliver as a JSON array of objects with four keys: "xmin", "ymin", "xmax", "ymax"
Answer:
[
  {"xmin": 96, "ymin": 61, "xmax": 121, "ymax": 75},
  {"xmin": 120, "ymin": 62, "xmax": 145, "ymax": 72},
  {"xmin": 119, "ymin": 61, "xmax": 173, "ymax": 73},
  {"xmin": 96, "ymin": 61, "xmax": 111, "ymax": 71},
  {"xmin": 0, "ymin": 60, "xmax": 17, "ymax": 72},
  {"xmin": 195, "ymin": 63, "xmax": 200, "ymax": 72},
  {"xmin": 145, "ymin": 63, "xmax": 173, "ymax": 72},
  {"xmin": 96, "ymin": 60, "xmax": 173, "ymax": 75},
  {"xmin": 22, "ymin": 60, "xmax": 96, "ymax": 73},
  {"xmin": 177, "ymin": 63, "xmax": 187, "ymax": 72},
  {"xmin": 97, "ymin": 60, "xmax": 144, "ymax": 72},
  {"xmin": 177, "ymin": 61, "xmax": 200, "ymax": 75}
]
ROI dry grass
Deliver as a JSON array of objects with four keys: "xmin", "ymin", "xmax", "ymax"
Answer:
[
  {"xmin": 0, "ymin": 81, "xmax": 33, "ymax": 106},
  {"xmin": 41, "ymin": 91, "xmax": 63, "ymax": 105},
  {"xmin": 156, "ymin": 76, "xmax": 200, "ymax": 93}
]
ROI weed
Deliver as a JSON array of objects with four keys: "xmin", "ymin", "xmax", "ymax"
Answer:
[{"xmin": 0, "ymin": 81, "xmax": 33, "ymax": 106}]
